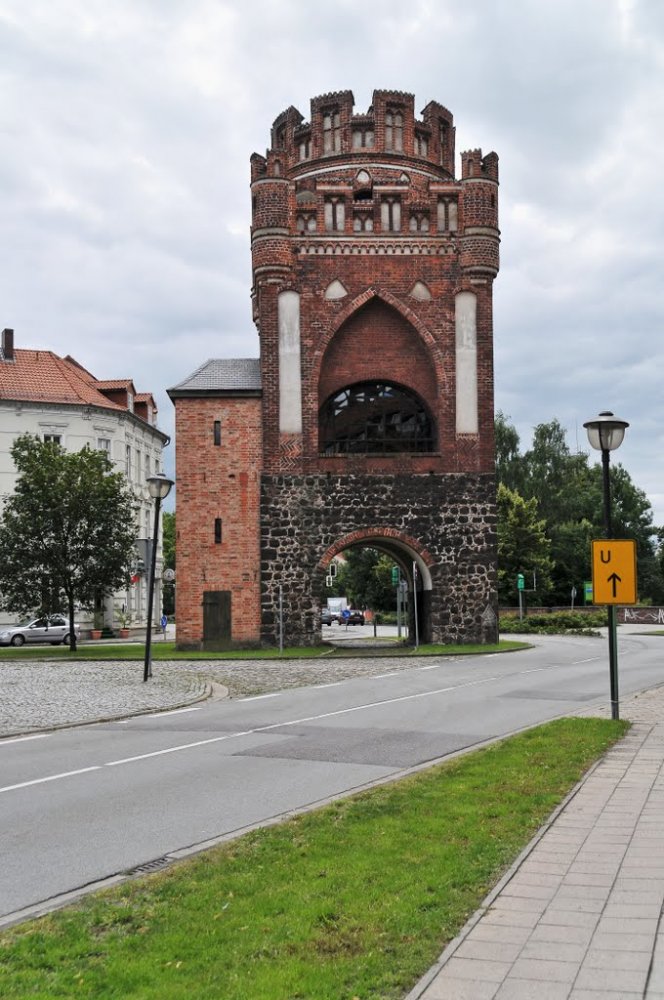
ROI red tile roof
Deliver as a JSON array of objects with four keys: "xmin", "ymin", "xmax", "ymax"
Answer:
[{"xmin": 0, "ymin": 349, "xmax": 141, "ymax": 415}]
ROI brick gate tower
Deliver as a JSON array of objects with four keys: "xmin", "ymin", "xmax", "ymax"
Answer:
[{"xmin": 169, "ymin": 89, "xmax": 500, "ymax": 649}]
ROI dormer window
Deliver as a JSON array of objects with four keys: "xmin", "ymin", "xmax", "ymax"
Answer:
[
  {"xmin": 323, "ymin": 109, "xmax": 341, "ymax": 153},
  {"xmin": 385, "ymin": 109, "xmax": 403, "ymax": 151}
]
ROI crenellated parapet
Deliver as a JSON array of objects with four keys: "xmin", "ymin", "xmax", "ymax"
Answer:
[{"xmin": 250, "ymin": 90, "xmax": 499, "ymax": 285}]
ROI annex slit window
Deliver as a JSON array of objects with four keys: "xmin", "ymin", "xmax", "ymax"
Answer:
[
  {"xmin": 214, "ymin": 517, "xmax": 222, "ymax": 544},
  {"xmin": 213, "ymin": 420, "xmax": 221, "ymax": 446},
  {"xmin": 320, "ymin": 382, "xmax": 434, "ymax": 455}
]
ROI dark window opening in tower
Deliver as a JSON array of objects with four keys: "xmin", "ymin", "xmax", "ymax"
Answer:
[{"xmin": 320, "ymin": 382, "xmax": 434, "ymax": 455}]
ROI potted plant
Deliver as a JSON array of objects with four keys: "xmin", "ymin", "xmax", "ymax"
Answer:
[
  {"xmin": 117, "ymin": 609, "xmax": 131, "ymax": 639},
  {"xmin": 90, "ymin": 611, "xmax": 103, "ymax": 640}
]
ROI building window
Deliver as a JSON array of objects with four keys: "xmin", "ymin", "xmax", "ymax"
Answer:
[
  {"xmin": 439, "ymin": 122, "xmax": 449, "ymax": 166},
  {"xmin": 322, "ymin": 109, "xmax": 341, "ymax": 153},
  {"xmin": 298, "ymin": 137, "xmax": 311, "ymax": 160},
  {"xmin": 437, "ymin": 198, "xmax": 458, "ymax": 232},
  {"xmin": 43, "ymin": 434, "xmax": 62, "ymax": 445},
  {"xmin": 414, "ymin": 132, "xmax": 429, "ymax": 157},
  {"xmin": 352, "ymin": 127, "xmax": 374, "ymax": 149},
  {"xmin": 381, "ymin": 197, "xmax": 401, "ymax": 232},
  {"xmin": 135, "ymin": 450, "xmax": 141, "ymax": 480},
  {"xmin": 296, "ymin": 213, "xmax": 316, "ymax": 233},
  {"xmin": 353, "ymin": 213, "xmax": 373, "ymax": 232},
  {"xmin": 145, "ymin": 452, "xmax": 151, "ymax": 477},
  {"xmin": 409, "ymin": 212, "xmax": 430, "ymax": 233},
  {"xmin": 214, "ymin": 517, "xmax": 222, "ymax": 544},
  {"xmin": 385, "ymin": 109, "xmax": 403, "ymax": 151},
  {"xmin": 213, "ymin": 420, "xmax": 221, "ymax": 446},
  {"xmin": 97, "ymin": 437, "xmax": 111, "ymax": 454},
  {"xmin": 320, "ymin": 382, "xmax": 434, "ymax": 455},
  {"xmin": 126, "ymin": 445, "xmax": 131, "ymax": 479},
  {"xmin": 324, "ymin": 197, "xmax": 345, "ymax": 232}
]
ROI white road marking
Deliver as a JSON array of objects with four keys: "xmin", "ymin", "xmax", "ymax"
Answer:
[
  {"xmin": 310, "ymin": 682, "xmax": 343, "ymax": 689},
  {"xmin": 242, "ymin": 693, "xmax": 281, "ymax": 701},
  {"xmin": 0, "ymin": 766, "xmax": 100, "ymax": 794},
  {"xmin": 0, "ymin": 734, "xmax": 49, "ymax": 746},
  {"xmin": 147, "ymin": 706, "xmax": 203, "ymax": 718}
]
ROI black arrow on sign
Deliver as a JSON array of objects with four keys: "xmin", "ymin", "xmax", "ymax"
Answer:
[{"xmin": 607, "ymin": 572, "xmax": 622, "ymax": 598}]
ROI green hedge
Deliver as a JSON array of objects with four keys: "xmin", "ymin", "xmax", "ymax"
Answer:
[{"xmin": 500, "ymin": 611, "xmax": 606, "ymax": 635}]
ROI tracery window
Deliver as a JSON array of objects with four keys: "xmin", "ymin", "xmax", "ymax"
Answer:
[
  {"xmin": 323, "ymin": 109, "xmax": 341, "ymax": 153},
  {"xmin": 352, "ymin": 127, "xmax": 374, "ymax": 149},
  {"xmin": 324, "ymin": 197, "xmax": 345, "ymax": 232},
  {"xmin": 385, "ymin": 109, "xmax": 403, "ymax": 151},
  {"xmin": 381, "ymin": 196, "xmax": 401, "ymax": 231},
  {"xmin": 320, "ymin": 382, "xmax": 434, "ymax": 455},
  {"xmin": 353, "ymin": 213, "xmax": 373, "ymax": 232},
  {"xmin": 409, "ymin": 212, "xmax": 430, "ymax": 232},
  {"xmin": 437, "ymin": 198, "xmax": 458, "ymax": 232}
]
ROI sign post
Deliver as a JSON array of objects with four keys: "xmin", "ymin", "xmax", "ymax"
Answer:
[{"xmin": 591, "ymin": 539, "xmax": 637, "ymax": 720}]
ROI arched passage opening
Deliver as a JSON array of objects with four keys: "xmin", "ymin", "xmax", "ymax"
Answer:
[{"xmin": 317, "ymin": 530, "xmax": 434, "ymax": 645}]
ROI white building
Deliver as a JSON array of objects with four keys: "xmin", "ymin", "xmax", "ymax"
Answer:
[{"xmin": 0, "ymin": 328, "xmax": 170, "ymax": 632}]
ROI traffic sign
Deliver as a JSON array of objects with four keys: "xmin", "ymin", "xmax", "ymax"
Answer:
[
  {"xmin": 591, "ymin": 540, "xmax": 637, "ymax": 605},
  {"xmin": 160, "ymin": 615, "xmax": 168, "ymax": 629}
]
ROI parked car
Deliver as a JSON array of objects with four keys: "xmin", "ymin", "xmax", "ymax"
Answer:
[
  {"xmin": 0, "ymin": 615, "xmax": 80, "ymax": 647},
  {"xmin": 321, "ymin": 608, "xmax": 332, "ymax": 626},
  {"xmin": 345, "ymin": 610, "xmax": 365, "ymax": 625}
]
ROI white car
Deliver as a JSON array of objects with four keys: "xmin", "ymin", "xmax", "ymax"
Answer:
[{"xmin": 0, "ymin": 615, "xmax": 80, "ymax": 647}]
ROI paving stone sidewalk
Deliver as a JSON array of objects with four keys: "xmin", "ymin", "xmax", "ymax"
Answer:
[{"xmin": 407, "ymin": 684, "xmax": 664, "ymax": 1000}]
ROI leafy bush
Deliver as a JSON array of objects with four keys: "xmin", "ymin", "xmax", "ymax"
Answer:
[{"xmin": 500, "ymin": 611, "xmax": 605, "ymax": 635}]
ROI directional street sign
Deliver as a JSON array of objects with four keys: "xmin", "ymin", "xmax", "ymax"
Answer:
[{"xmin": 591, "ymin": 539, "xmax": 637, "ymax": 605}]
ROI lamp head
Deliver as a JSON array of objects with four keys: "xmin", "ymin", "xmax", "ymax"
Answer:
[
  {"xmin": 583, "ymin": 411, "xmax": 629, "ymax": 452},
  {"xmin": 147, "ymin": 473, "xmax": 174, "ymax": 500}
]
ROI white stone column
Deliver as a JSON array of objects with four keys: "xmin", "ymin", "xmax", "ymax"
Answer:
[
  {"xmin": 278, "ymin": 290, "xmax": 302, "ymax": 434},
  {"xmin": 455, "ymin": 291, "xmax": 478, "ymax": 434}
]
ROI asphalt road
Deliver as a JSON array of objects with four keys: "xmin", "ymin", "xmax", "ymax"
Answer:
[{"xmin": 2, "ymin": 631, "xmax": 663, "ymax": 926}]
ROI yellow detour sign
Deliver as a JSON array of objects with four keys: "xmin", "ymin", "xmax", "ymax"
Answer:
[{"xmin": 591, "ymin": 539, "xmax": 637, "ymax": 605}]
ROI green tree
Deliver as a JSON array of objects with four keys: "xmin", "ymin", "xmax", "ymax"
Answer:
[
  {"xmin": 334, "ymin": 547, "xmax": 397, "ymax": 612},
  {"xmin": 0, "ymin": 435, "xmax": 137, "ymax": 650},
  {"xmin": 497, "ymin": 483, "xmax": 553, "ymax": 605}
]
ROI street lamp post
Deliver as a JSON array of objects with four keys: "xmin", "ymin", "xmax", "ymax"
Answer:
[
  {"xmin": 143, "ymin": 473, "xmax": 174, "ymax": 682},
  {"xmin": 583, "ymin": 411, "xmax": 629, "ymax": 719}
]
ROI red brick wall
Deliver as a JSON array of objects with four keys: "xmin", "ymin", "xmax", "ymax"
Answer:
[{"xmin": 174, "ymin": 397, "xmax": 262, "ymax": 646}]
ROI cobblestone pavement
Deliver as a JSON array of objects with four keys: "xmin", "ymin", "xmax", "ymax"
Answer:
[{"xmin": 0, "ymin": 652, "xmax": 448, "ymax": 738}]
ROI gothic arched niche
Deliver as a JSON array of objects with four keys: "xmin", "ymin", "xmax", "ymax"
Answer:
[{"xmin": 317, "ymin": 298, "xmax": 437, "ymax": 419}]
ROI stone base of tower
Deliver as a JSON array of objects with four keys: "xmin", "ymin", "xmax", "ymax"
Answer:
[{"xmin": 259, "ymin": 472, "xmax": 498, "ymax": 648}]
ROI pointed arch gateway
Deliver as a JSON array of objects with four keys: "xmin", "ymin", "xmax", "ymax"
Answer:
[{"xmin": 313, "ymin": 289, "xmax": 447, "ymax": 457}]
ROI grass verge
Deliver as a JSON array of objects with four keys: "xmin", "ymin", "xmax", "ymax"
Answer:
[
  {"xmin": 0, "ymin": 640, "xmax": 527, "ymax": 661},
  {"xmin": 0, "ymin": 717, "xmax": 627, "ymax": 1000}
]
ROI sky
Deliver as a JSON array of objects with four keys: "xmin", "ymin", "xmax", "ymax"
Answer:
[{"xmin": 2, "ymin": 0, "xmax": 663, "ymax": 522}]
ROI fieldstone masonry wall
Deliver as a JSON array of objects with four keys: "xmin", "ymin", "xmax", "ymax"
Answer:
[{"xmin": 260, "ymin": 472, "xmax": 498, "ymax": 646}]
